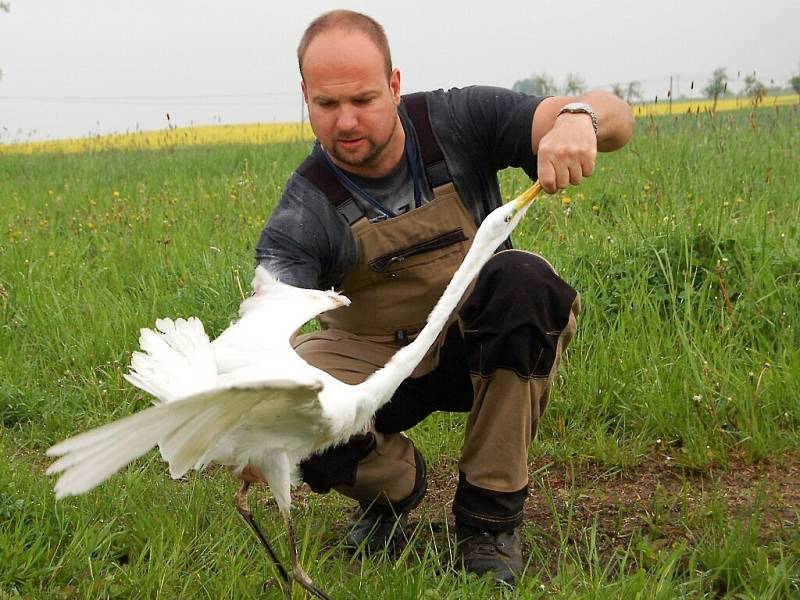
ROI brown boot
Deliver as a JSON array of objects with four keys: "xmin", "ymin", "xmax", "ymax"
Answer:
[
  {"xmin": 456, "ymin": 524, "xmax": 523, "ymax": 585},
  {"xmin": 345, "ymin": 505, "xmax": 409, "ymax": 554},
  {"xmin": 344, "ymin": 447, "xmax": 427, "ymax": 555}
]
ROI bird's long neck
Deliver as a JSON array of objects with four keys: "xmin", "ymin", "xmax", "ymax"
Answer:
[
  {"xmin": 355, "ymin": 230, "xmax": 498, "ymax": 413},
  {"xmin": 353, "ymin": 183, "xmax": 540, "ymax": 419},
  {"xmin": 355, "ymin": 252, "xmax": 480, "ymax": 410}
]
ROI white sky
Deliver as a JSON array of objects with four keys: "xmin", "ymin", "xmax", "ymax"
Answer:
[{"xmin": 0, "ymin": 0, "xmax": 797, "ymax": 142}]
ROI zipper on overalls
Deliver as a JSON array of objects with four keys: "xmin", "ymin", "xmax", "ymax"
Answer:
[{"xmin": 369, "ymin": 228, "xmax": 468, "ymax": 272}]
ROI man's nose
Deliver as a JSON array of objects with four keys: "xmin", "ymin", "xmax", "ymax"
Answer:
[{"xmin": 335, "ymin": 106, "xmax": 358, "ymax": 131}]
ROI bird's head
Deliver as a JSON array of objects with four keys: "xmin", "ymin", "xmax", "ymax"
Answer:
[{"xmin": 472, "ymin": 182, "xmax": 542, "ymax": 251}]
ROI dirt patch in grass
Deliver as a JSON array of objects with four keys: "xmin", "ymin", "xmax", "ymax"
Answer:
[{"xmin": 413, "ymin": 452, "xmax": 800, "ymax": 562}]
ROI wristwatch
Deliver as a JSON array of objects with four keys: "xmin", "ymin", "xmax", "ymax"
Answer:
[{"xmin": 557, "ymin": 102, "xmax": 599, "ymax": 134}]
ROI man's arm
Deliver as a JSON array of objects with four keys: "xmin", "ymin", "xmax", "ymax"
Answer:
[
  {"xmin": 255, "ymin": 174, "xmax": 357, "ymax": 291},
  {"xmin": 531, "ymin": 90, "xmax": 634, "ymax": 193}
]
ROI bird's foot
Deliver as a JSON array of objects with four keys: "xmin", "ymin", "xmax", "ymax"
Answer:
[
  {"xmin": 234, "ymin": 481, "xmax": 290, "ymax": 586},
  {"xmin": 283, "ymin": 508, "xmax": 332, "ymax": 600},
  {"xmin": 292, "ymin": 567, "xmax": 333, "ymax": 600}
]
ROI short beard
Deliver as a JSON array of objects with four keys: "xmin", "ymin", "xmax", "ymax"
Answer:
[{"xmin": 330, "ymin": 116, "xmax": 398, "ymax": 171}]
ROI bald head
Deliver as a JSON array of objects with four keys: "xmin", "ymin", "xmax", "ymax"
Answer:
[{"xmin": 297, "ymin": 10, "xmax": 392, "ymax": 79}]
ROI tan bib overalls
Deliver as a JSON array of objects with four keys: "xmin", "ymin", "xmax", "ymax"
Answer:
[{"xmin": 294, "ymin": 176, "xmax": 580, "ymax": 527}]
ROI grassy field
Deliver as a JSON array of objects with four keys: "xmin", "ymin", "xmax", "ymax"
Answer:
[{"xmin": 1, "ymin": 105, "xmax": 799, "ymax": 598}]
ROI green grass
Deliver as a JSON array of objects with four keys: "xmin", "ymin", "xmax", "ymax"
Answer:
[{"xmin": 2, "ymin": 106, "xmax": 799, "ymax": 598}]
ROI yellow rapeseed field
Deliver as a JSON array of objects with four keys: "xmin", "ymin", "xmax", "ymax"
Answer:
[
  {"xmin": 0, "ymin": 122, "xmax": 314, "ymax": 155},
  {"xmin": 1, "ymin": 94, "xmax": 796, "ymax": 155},
  {"xmin": 632, "ymin": 93, "xmax": 797, "ymax": 117}
]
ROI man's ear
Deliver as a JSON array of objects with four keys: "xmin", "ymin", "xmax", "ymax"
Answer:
[{"xmin": 390, "ymin": 68, "xmax": 401, "ymax": 105}]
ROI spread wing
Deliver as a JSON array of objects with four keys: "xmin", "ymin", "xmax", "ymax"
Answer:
[{"xmin": 46, "ymin": 377, "xmax": 325, "ymax": 498}]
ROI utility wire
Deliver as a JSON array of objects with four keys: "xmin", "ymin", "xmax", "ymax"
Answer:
[{"xmin": 0, "ymin": 91, "xmax": 298, "ymax": 101}]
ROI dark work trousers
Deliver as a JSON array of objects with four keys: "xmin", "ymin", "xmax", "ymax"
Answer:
[{"xmin": 299, "ymin": 250, "xmax": 579, "ymax": 531}]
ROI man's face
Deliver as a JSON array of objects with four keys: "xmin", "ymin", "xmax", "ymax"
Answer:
[{"xmin": 301, "ymin": 29, "xmax": 402, "ymax": 177}]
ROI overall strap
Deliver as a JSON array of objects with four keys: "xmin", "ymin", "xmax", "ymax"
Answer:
[
  {"xmin": 296, "ymin": 92, "xmax": 452, "ymax": 224},
  {"xmin": 402, "ymin": 92, "xmax": 452, "ymax": 188},
  {"xmin": 296, "ymin": 153, "xmax": 364, "ymax": 225}
]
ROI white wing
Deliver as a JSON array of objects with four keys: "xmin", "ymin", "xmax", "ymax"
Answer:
[
  {"xmin": 46, "ymin": 378, "xmax": 325, "ymax": 499},
  {"xmin": 124, "ymin": 317, "xmax": 217, "ymax": 404},
  {"xmin": 124, "ymin": 269, "xmax": 349, "ymax": 403},
  {"xmin": 212, "ymin": 267, "xmax": 349, "ymax": 373}
]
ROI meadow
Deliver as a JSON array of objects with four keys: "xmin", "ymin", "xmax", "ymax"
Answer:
[{"xmin": 1, "ymin": 105, "xmax": 799, "ymax": 598}]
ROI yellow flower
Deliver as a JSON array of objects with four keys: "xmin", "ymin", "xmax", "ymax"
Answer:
[
  {"xmin": 592, "ymin": 204, "xmax": 600, "ymax": 212},
  {"xmin": 643, "ymin": 183, "xmax": 651, "ymax": 192},
  {"xmin": 561, "ymin": 196, "xmax": 572, "ymax": 205},
  {"xmin": 112, "ymin": 191, "xmax": 120, "ymax": 198}
]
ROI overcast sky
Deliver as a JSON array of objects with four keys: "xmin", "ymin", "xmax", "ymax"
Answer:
[{"xmin": 0, "ymin": 0, "xmax": 797, "ymax": 142}]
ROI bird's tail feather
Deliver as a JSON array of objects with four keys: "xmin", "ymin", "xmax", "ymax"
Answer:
[
  {"xmin": 47, "ymin": 402, "xmax": 190, "ymax": 498},
  {"xmin": 124, "ymin": 317, "xmax": 216, "ymax": 404},
  {"xmin": 46, "ymin": 380, "xmax": 322, "ymax": 499},
  {"xmin": 46, "ymin": 392, "xmax": 248, "ymax": 498}
]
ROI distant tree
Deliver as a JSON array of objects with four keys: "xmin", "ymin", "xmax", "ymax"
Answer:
[
  {"xmin": 625, "ymin": 81, "xmax": 643, "ymax": 102},
  {"xmin": 512, "ymin": 73, "xmax": 558, "ymax": 96},
  {"xmin": 611, "ymin": 81, "xmax": 642, "ymax": 103},
  {"xmin": 791, "ymin": 74, "xmax": 800, "ymax": 100},
  {"xmin": 563, "ymin": 73, "xmax": 586, "ymax": 96},
  {"xmin": 704, "ymin": 67, "xmax": 729, "ymax": 108},
  {"xmin": 743, "ymin": 73, "xmax": 767, "ymax": 104}
]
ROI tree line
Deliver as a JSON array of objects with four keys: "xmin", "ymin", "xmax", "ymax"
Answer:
[{"xmin": 513, "ymin": 66, "xmax": 800, "ymax": 104}]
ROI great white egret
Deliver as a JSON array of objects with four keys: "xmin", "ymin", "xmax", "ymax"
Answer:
[{"xmin": 47, "ymin": 181, "xmax": 543, "ymax": 599}]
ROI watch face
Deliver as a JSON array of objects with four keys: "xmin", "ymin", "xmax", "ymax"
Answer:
[
  {"xmin": 559, "ymin": 103, "xmax": 598, "ymax": 132},
  {"xmin": 563, "ymin": 102, "xmax": 593, "ymax": 113}
]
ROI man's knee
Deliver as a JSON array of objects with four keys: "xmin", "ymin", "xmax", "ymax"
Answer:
[{"xmin": 458, "ymin": 250, "xmax": 578, "ymax": 378}]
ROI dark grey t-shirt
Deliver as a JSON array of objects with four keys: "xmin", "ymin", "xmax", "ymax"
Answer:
[{"xmin": 255, "ymin": 85, "xmax": 543, "ymax": 290}]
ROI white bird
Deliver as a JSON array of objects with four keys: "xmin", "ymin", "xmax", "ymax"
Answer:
[{"xmin": 46, "ymin": 181, "xmax": 543, "ymax": 599}]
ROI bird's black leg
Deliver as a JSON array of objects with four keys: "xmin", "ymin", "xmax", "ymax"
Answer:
[
  {"xmin": 234, "ymin": 480, "xmax": 291, "ymax": 587},
  {"xmin": 281, "ymin": 508, "xmax": 333, "ymax": 600}
]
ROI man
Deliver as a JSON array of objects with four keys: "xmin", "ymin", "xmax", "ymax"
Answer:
[{"xmin": 251, "ymin": 9, "xmax": 633, "ymax": 584}]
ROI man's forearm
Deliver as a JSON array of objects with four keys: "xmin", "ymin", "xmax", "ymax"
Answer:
[
  {"xmin": 532, "ymin": 91, "xmax": 635, "ymax": 154},
  {"xmin": 574, "ymin": 90, "xmax": 635, "ymax": 151}
]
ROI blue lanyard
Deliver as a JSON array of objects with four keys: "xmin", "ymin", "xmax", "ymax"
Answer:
[{"xmin": 320, "ymin": 126, "xmax": 423, "ymax": 219}]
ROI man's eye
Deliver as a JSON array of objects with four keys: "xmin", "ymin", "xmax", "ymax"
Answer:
[{"xmin": 354, "ymin": 98, "xmax": 373, "ymax": 106}]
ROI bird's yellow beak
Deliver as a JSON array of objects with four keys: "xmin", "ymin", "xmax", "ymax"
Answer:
[
  {"xmin": 505, "ymin": 181, "xmax": 543, "ymax": 222},
  {"xmin": 513, "ymin": 181, "xmax": 543, "ymax": 210}
]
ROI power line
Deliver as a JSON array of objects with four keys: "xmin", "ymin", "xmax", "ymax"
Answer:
[{"xmin": 0, "ymin": 91, "xmax": 299, "ymax": 102}]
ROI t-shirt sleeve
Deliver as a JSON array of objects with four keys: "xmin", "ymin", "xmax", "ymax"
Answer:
[
  {"xmin": 254, "ymin": 173, "xmax": 356, "ymax": 290},
  {"xmin": 440, "ymin": 85, "xmax": 543, "ymax": 177}
]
